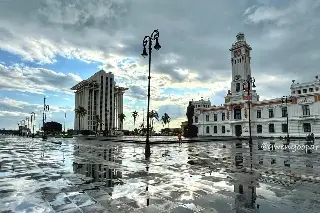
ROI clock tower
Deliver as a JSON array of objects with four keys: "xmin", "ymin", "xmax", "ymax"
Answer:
[
  {"xmin": 230, "ymin": 33, "xmax": 252, "ymax": 94},
  {"xmin": 225, "ymin": 33, "xmax": 259, "ymax": 105}
]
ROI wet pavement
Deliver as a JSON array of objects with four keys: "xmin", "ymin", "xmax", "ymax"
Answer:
[{"xmin": 0, "ymin": 136, "xmax": 320, "ymax": 213}]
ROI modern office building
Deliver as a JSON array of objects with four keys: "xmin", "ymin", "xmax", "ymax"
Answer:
[
  {"xmin": 71, "ymin": 70, "xmax": 128, "ymax": 132},
  {"xmin": 193, "ymin": 33, "xmax": 320, "ymax": 137}
]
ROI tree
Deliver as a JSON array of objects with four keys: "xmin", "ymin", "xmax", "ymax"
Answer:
[
  {"xmin": 148, "ymin": 110, "xmax": 159, "ymax": 132},
  {"xmin": 118, "ymin": 113, "xmax": 126, "ymax": 129},
  {"xmin": 161, "ymin": 113, "xmax": 171, "ymax": 128},
  {"xmin": 75, "ymin": 106, "xmax": 87, "ymax": 132},
  {"xmin": 94, "ymin": 114, "xmax": 104, "ymax": 136},
  {"xmin": 131, "ymin": 110, "xmax": 139, "ymax": 129}
]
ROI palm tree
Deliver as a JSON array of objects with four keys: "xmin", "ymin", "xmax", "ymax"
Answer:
[
  {"xmin": 75, "ymin": 106, "xmax": 87, "ymax": 132},
  {"xmin": 148, "ymin": 110, "xmax": 159, "ymax": 133},
  {"xmin": 118, "ymin": 113, "xmax": 126, "ymax": 129},
  {"xmin": 161, "ymin": 113, "xmax": 171, "ymax": 135},
  {"xmin": 94, "ymin": 115, "xmax": 104, "ymax": 136},
  {"xmin": 161, "ymin": 113, "xmax": 171, "ymax": 128},
  {"xmin": 131, "ymin": 110, "xmax": 139, "ymax": 129}
]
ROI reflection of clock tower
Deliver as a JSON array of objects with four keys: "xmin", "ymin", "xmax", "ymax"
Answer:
[{"xmin": 230, "ymin": 32, "xmax": 252, "ymax": 94}]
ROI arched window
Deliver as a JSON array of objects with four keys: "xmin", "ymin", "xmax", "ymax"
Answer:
[
  {"xmin": 239, "ymin": 185, "xmax": 244, "ymax": 194},
  {"xmin": 206, "ymin": 126, "xmax": 210, "ymax": 134}
]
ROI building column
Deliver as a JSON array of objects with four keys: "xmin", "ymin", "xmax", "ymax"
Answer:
[
  {"xmin": 74, "ymin": 92, "xmax": 78, "ymax": 130},
  {"xmin": 119, "ymin": 92, "xmax": 124, "ymax": 130},
  {"xmin": 92, "ymin": 89, "xmax": 95, "ymax": 131},
  {"xmin": 111, "ymin": 85, "xmax": 115, "ymax": 130},
  {"xmin": 117, "ymin": 92, "xmax": 121, "ymax": 130}
]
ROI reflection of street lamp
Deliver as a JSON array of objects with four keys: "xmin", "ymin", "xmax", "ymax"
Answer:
[
  {"xmin": 281, "ymin": 96, "xmax": 290, "ymax": 144},
  {"xmin": 141, "ymin": 29, "xmax": 161, "ymax": 159}
]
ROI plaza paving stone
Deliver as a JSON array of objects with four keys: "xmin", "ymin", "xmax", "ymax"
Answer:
[{"xmin": 0, "ymin": 135, "xmax": 320, "ymax": 212}]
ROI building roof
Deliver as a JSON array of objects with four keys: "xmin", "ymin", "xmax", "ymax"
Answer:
[{"xmin": 70, "ymin": 80, "xmax": 89, "ymax": 90}]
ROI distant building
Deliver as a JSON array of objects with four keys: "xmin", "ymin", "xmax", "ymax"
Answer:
[
  {"xmin": 194, "ymin": 32, "xmax": 320, "ymax": 137},
  {"xmin": 71, "ymin": 70, "xmax": 128, "ymax": 132}
]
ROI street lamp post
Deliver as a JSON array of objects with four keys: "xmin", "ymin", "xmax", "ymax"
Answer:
[
  {"xmin": 17, "ymin": 122, "xmax": 20, "ymax": 135},
  {"xmin": 43, "ymin": 97, "xmax": 50, "ymax": 140},
  {"xmin": 242, "ymin": 75, "xmax": 256, "ymax": 169},
  {"xmin": 26, "ymin": 117, "xmax": 30, "ymax": 136},
  {"xmin": 31, "ymin": 112, "xmax": 36, "ymax": 137},
  {"xmin": 141, "ymin": 29, "xmax": 161, "ymax": 159},
  {"xmin": 282, "ymin": 96, "xmax": 290, "ymax": 144}
]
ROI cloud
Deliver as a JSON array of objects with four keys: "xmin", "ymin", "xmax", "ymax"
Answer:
[
  {"xmin": 0, "ymin": 63, "xmax": 82, "ymax": 94},
  {"xmin": 0, "ymin": 97, "xmax": 74, "ymax": 129},
  {"xmin": 1, "ymin": 0, "xmax": 320, "ymax": 130}
]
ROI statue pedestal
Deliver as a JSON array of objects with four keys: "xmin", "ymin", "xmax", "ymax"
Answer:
[{"xmin": 183, "ymin": 125, "xmax": 198, "ymax": 138}]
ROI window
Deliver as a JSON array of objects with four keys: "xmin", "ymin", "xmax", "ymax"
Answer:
[
  {"xmin": 269, "ymin": 109, "xmax": 274, "ymax": 118},
  {"xmin": 194, "ymin": 116, "xmax": 198, "ymax": 123},
  {"xmin": 206, "ymin": 115, "xmax": 209, "ymax": 121},
  {"xmin": 302, "ymin": 105, "xmax": 310, "ymax": 116},
  {"xmin": 282, "ymin": 107, "xmax": 287, "ymax": 117},
  {"xmin": 297, "ymin": 90, "xmax": 301, "ymax": 94},
  {"xmin": 269, "ymin": 123, "xmax": 275, "ymax": 133},
  {"xmin": 206, "ymin": 126, "xmax": 210, "ymax": 134},
  {"xmin": 303, "ymin": 89, "xmax": 307, "ymax": 93},
  {"xmin": 257, "ymin": 125, "xmax": 262, "ymax": 133},
  {"xmin": 213, "ymin": 126, "xmax": 217, "ymax": 133},
  {"xmin": 257, "ymin": 110, "xmax": 261, "ymax": 118},
  {"xmin": 282, "ymin": 124, "xmax": 288, "ymax": 133},
  {"xmin": 222, "ymin": 113, "xmax": 225, "ymax": 121},
  {"xmin": 303, "ymin": 123, "xmax": 311, "ymax": 132},
  {"xmin": 234, "ymin": 108, "xmax": 241, "ymax": 119},
  {"xmin": 309, "ymin": 88, "xmax": 314, "ymax": 92},
  {"xmin": 236, "ymin": 83, "xmax": 240, "ymax": 92},
  {"xmin": 239, "ymin": 185, "xmax": 243, "ymax": 194},
  {"xmin": 222, "ymin": 126, "xmax": 225, "ymax": 133},
  {"xmin": 214, "ymin": 114, "xmax": 217, "ymax": 121}
]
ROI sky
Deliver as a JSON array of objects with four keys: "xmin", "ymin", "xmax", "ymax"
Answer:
[{"xmin": 0, "ymin": 0, "xmax": 320, "ymax": 131}]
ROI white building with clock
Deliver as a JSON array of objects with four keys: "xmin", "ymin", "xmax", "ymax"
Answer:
[{"xmin": 193, "ymin": 32, "xmax": 320, "ymax": 138}]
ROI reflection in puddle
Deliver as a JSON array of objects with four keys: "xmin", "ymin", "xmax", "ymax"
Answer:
[{"xmin": 1, "ymin": 137, "xmax": 320, "ymax": 212}]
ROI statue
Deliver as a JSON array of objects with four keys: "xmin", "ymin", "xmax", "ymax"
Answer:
[
  {"xmin": 184, "ymin": 101, "xmax": 197, "ymax": 137},
  {"xmin": 186, "ymin": 101, "xmax": 195, "ymax": 127}
]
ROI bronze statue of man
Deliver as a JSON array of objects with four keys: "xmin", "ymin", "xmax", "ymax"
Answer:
[{"xmin": 186, "ymin": 101, "xmax": 195, "ymax": 127}]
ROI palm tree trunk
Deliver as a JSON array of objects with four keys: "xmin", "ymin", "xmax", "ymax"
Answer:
[{"xmin": 78, "ymin": 116, "xmax": 81, "ymax": 134}]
